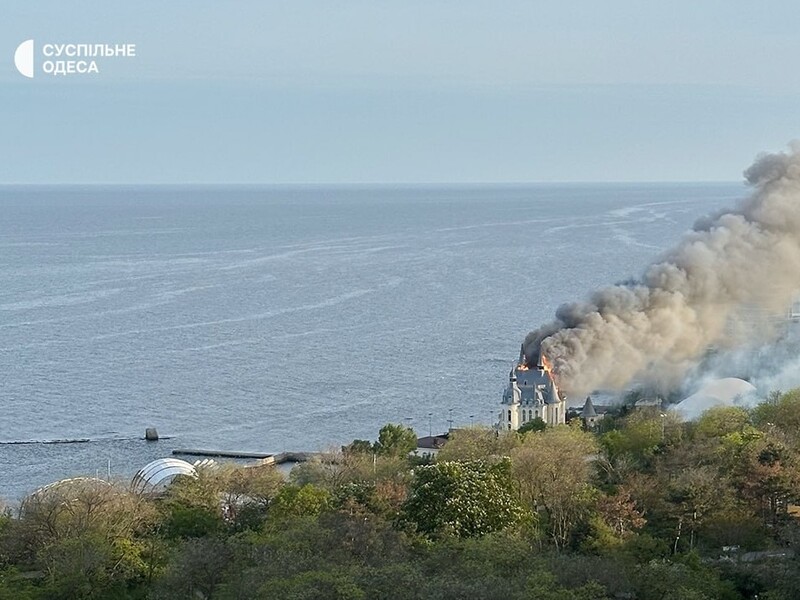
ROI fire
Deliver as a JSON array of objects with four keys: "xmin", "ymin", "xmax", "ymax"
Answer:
[
  {"xmin": 515, "ymin": 352, "xmax": 555, "ymax": 377},
  {"xmin": 541, "ymin": 353, "xmax": 554, "ymax": 375},
  {"xmin": 513, "ymin": 351, "xmax": 563, "ymax": 400}
]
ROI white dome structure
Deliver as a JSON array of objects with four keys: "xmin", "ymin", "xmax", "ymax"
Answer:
[
  {"xmin": 131, "ymin": 458, "xmax": 197, "ymax": 494},
  {"xmin": 671, "ymin": 377, "xmax": 757, "ymax": 420}
]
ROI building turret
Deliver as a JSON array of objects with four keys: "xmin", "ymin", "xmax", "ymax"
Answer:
[
  {"xmin": 546, "ymin": 376, "xmax": 559, "ymax": 404},
  {"xmin": 581, "ymin": 396, "xmax": 604, "ymax": 429},
  {"xmin": 580, "ymin": 396, "xmax": 597, "ymax": 419}
]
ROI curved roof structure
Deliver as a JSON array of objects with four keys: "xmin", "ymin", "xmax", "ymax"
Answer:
[
  {"xmin": 131, "ymin": 458, "xmax": 197, "ymax": 494},
  {"xmin": 21, "ymin": 477, "xmax": 114, "ymax": 513},
  {"xmin": 27, "ymin": 476, "xmax": 112, "ymax": 499},
  {"xmin": 671, "ymin": 377, "xmax": 757, "ymax": 420}
]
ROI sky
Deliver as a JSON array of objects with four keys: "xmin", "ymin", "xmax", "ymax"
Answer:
[{"xmin": 2, "ymin": 1, "xmax": 800, "ymax": 184}]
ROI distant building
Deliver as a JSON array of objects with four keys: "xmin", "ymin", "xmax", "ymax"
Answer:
[
  {"xmin": 634, "ymin": 396, "xmax": 664, "ymax": 409},
  {"xmin": 579, "ymin": 396, "xmax": 610, "ymax": 429},
  {"xmin": 500, "ymin": 345, "xmax": 566, "ymax": 430},
  {"xmin": 415, "ymin": 434, "xmax": 449, "ymax": 457}
]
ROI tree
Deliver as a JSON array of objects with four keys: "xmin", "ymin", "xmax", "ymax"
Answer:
[
  {"xmin": 753, "ymin": 388, "xmax": 800, "ymax": 448},
  {"xmin": 693, "ymin": 406, "xmax": 750, "ymax": 439},
  {"xmin": 735, "ymin": 437, "xmax": 800, "ymax": 527},
  {"xmin": 374, "ymin": 424, "xmax": 417, "ymax": 457},
  {"xmin": 401, "ymin": 459, "xmax": 526, "ymax": 538},
  {"xmin": 291, "ymin": 447, "xmax": 409, "ymax": 492},
  {"xmin": 270, "ymin": 484, "xmax": 332, "ymax": 520},
  {"xmin": 8, "ymin": 479, "xmax": 157, "ymax": 597},
  {"xmin": 596, "ymin": 488, "xmax": 646, "ymax": 540},
  {"xmin": 665, "ymin": 465, "xmax": 720, "ymax": 551},
  {"xmin": 518, "ymin": 417, "xmax": 547, "ymax": 435},
  {"xmin": 212, "ymin": 463, "xmax": 284, "ymax": 531},
  {"xmin": 151, "ymin": 537, "xmax": 234, "ymax": 600},
  {"xmin": 160, "ymin": 472, "xmax": 224, "ymax": 539},
  {"xmin": 344, "ymin": 439, "xmax": 374, "ymax": 455},
  {"xmin": 600, "ymin": 409, "xmax": 682, "ymax": 469},
  {"xmin": 512, "ymin": 426, "xmax": 599, "ymax": 550},
  {"xmin": 436, "ymin": 426, "xmax": 519, "ymax": 462}
]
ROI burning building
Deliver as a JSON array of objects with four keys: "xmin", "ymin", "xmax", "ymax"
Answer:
[{"xmin": 500, "ymin": 345, "xmax": 567, "ymax": 430}]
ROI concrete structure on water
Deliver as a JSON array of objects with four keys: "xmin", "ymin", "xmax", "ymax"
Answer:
[{"xmin": 500, "ymin": 345, "xmax": 567, "ymax": 430}]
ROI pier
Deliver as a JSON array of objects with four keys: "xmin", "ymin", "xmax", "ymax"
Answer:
[{"xmin": 171, "ymin": 448, "xmax": 320, "ymax": 464}]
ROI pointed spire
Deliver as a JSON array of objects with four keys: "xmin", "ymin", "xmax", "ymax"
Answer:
[
  {"xmin": 519, "ymin": 343, "xmax": 526, "ymax": 365},
  {"xmin": 546, "ymin": 375, "xmax": 558, "ymax": 403},
  {"xmin": 509, "ymin": 365, "xmax": 517, "ymax": 381},
  {"xmin": 537, "ymin": 351, "xmax": 544, "ymax": 370},
  {"xmin": 581, "ymin": 396, "xmax": 597, "ymax": 418}
]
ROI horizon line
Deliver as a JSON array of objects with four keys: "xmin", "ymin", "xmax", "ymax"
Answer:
[{"xmin": 0, "ymin": 180, "xmax": 743, "ymax": 187}]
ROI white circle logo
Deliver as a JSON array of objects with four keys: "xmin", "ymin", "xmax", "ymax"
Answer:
[{"xmin": 14, "ymin": 39, "xmax": 34, "ymax": 78}]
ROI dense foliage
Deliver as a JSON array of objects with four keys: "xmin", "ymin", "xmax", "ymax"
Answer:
[{"xmin": 2, "ymin": 398, "xmax": 800, "ymax": 599}]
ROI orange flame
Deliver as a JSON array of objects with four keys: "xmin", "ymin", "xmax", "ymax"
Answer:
[{"xmin": 541, "ymin": 353, "xmax": 554, "ymax": 375}]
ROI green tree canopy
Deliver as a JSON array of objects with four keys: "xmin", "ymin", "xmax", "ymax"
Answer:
[
  {"xmin": 512, "ymin": 426, "xmax": 599, "ymax": 550},
  {"xmin": 436, "ymin": 425, "xmax": 520, "ymax": 462},
  {"xmin": 374, "ymin": 424, "xmax": 417, "ymax": 457},
  {"xmin": 402, "ymin": 458, "xmax": 526, "ymax": 538},
  {"xmin": 518, "ymin": 417, "xmax": 547, "ymax": 435}
]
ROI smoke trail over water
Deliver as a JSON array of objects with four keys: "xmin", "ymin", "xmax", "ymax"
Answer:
[{"xmin": 524, "ymin": 145, "xmax": 800, "ymax": 396}]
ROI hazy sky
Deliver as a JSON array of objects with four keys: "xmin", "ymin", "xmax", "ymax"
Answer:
[{"xmin": 2, "ymin": 1, "xmax": 800, "ymax": 183}]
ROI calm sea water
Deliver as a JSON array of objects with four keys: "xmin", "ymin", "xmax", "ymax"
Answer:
[{"xmin": 0, "ymin": 184, "xmax": 742, "ymax": 500}]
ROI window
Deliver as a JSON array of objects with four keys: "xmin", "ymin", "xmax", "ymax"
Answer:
[{"xmin": 508, "ymin": 410, "xmax": 511, "ymax": 421}]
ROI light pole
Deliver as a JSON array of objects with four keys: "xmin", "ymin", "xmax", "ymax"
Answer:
[
  {"xmin": 447, "ymin": 407, "xmax": 454, "ymax": 431},
  {"xmin": 428, "ymin": 412, "xmax": 433, "ymax": 437}
]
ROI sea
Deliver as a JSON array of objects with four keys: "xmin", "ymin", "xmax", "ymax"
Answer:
[{"xmin": 0, "ymin": 183, "xmax": 743, "ymax": 501}]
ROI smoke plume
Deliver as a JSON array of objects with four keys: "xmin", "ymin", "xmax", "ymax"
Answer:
[{"xmin": 524, "ymin": 144, "xmax": 800, "ymax": 397}]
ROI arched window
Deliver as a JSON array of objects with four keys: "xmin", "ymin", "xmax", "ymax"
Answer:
[
  {"xmin": 508, "ymin": 409, "xmax": 512, "ymax": 421},
  {"xmin": 535, "ymin": 410, "xmax": 538, "ymax": 418}
]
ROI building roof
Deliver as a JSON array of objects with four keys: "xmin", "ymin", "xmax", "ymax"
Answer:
[
  {"xmin": 503, "ymin": 364, "xmax": 562, "ymax": 406},
  {"xmin": 417, "ymin": 434, "xmax": 449, "ymax": 450},
  {"xmin": 581, "ymin": 396, "xmax": 597, "ymax": 418},
  {"xmin": 671, "ymin": 377, "xmax": 757, "ymax": 420},
  {"xmin": 131, "ymin": 458, "xmax": 197, "ymax": 494}
]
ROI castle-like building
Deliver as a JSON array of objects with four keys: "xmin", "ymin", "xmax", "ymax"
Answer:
[{"xmin": 500, "ymin": 345, "xmax": 567, "ymax": 430}]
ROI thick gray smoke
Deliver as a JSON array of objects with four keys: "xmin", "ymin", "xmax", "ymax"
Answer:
[{"xmin": 524, "ymin": 145, "xmax": 800, "ymax": 397}]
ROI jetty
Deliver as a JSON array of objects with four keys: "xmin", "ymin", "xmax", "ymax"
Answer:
[{"xmin": 171, "ymin": 448, "xmax": 319, "ymax": 465}]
